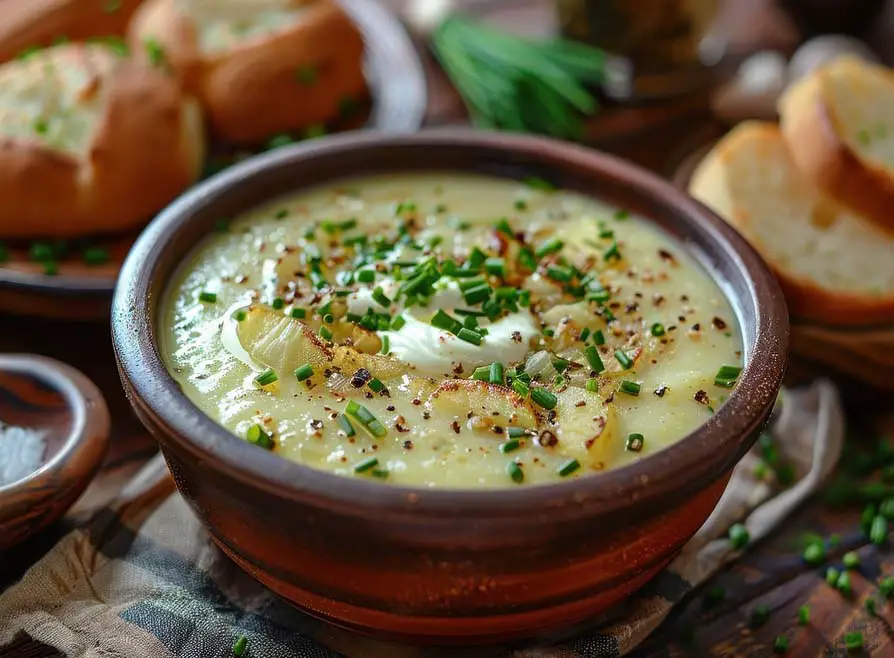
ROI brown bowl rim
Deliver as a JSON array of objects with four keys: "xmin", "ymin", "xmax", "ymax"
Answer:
[{"xmin": 112, "ymin": 128, "xmax": 789, "ymax": 521}]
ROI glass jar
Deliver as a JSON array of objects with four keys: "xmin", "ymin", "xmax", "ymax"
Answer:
[{"xmin": 556, "ymin": 0, "xmax": 723, "ymax": 102}]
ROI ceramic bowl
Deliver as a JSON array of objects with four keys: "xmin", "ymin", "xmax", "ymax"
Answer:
[
  {"xmin": 0, "ymin": 354, "xmax": 110, "ymax": 550},
  {"xmin": 111, "ymin": 129, "xmax": 789, "ymax": 644}
]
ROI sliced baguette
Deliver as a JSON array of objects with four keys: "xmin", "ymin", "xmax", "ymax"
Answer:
[
  {"xmin": 690, "ymin": 121, "xmax": 894, "ymax": 326},
  {"xmin": 779, "ymin": 55, "xmax": 894, "ymax": 234}
]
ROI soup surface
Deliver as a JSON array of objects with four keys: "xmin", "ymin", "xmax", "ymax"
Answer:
[{"xmin": 164, "ymin": 173, "xmax": 743, "ymax": 488}]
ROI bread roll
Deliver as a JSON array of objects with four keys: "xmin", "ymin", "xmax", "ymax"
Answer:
[
  {"xmin": 0, "ymin": 42, "xmax": 204, "ymax": 238},
  {"xmin": 690, "ymin": 122, "xmax": 894, "ymax": 326},
  {"xmin": 128, "ymin": 0, "xmax": 366, "ymax": 145},
  {"xmin": 0, "ymin": 0, "xmax": 145, "ymax": 63},
  {"xmin": 780, "ymin": 56, "xmax": 894, "ymax": 235}
]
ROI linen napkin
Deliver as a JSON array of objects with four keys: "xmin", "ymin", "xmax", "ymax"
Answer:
[{"xmin": 0, "ymin": 380, "xmax": 843, "ymax": 658}]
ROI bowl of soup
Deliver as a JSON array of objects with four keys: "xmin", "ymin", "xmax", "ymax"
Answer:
[{"xmin": 112, "ymin": 129, "xmax": 788, "ymax": 644}]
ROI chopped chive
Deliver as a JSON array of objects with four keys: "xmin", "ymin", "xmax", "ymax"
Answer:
[
  {"xmin": 371, "ymin": 468, "xmax": 390, "ymax": 479},
  {"xmin": 431, "ymin": 309, "xmax": 462, "ymax": 333},
  {"xmin": 489, "ymin": 362, "xmax": 504, "ymax": 385},
  {"xmin": 546, "ymin": 265, "xmax": 574, "ymax": 282},
  {"xmin": 233, "ymin": 635, "xmax": 248, "ymax": 656},
  {"xmin": 319, "ymin": 326, "xmax": 333, "ymax": 341},
  {"xmin": 457, "ymin": 328, "xmax": 482, "ymax": 345},
  {"xmin": 198, "ymin": 291, "xmax": 217, "ymax": 303},
  {"xmin": 881, "ymin": 576, "xmax": 894, "ymax": 598},
  {"xmin": 750, "ymin": 604, "xmax": 770, "ymax": 629},
  {"xmin": 518, "ymin": 248, "xmax": 537, "ymax": 272},
  {"xmin": 773, "ymin": 635, "xmax": 788, "ymax": 654},
  {"xmin": 500, "ymin": 439, "xmax": 521, "ymax": 453},
  {"xmin": 866, "ymin": 597, "xmax": 877, "ymax": 616},
  {"xmin": 584, "ymin": 346, "xmax": 605, "ymax": 374},
  {"xmin": 650, "ymin": 323, "xmax": 665, "ymax": 337},
  {"xmin": 535, "ymin": 237, "xmax": 564, "ymax": 259},
  {"xmin": 871, "ymin": 515, "xmax": 888, "ymax": 545},
  {"xmin": 354, "ymin": 457, "xmax": 379, "ymax": 473},
  {"xmin": 558, "ymin": 459, "xmax": 580, "ymax": 477},
  {"xmin": 494, "ymin": 218, "xmax": 514, "ymax": 237},
  {"xmin": 514, "ymin": 199, "xmax": 528, "ymax": 210},
  {"xmin": 485, "ymin": 257, "xmax": 507, "ymax": 277},
  {"xmin": 844, "ymin": 631, "xmax": 863, "ymax": 651},
  {"xmin": 294, "ymin": 364, "xmax": 314, "ymax": 381},
  {"xmin": 246, "ymin": 424, "xmax": 274, "ymax": 449},
  {"xmin": 372, "ymin": 286, "xmax": 391, "ymax": 307},
  {"xmin": 42, "ymin": 261, "xmax": 58, "ymax": 276},
  {"xmin": 462, "ymin": 285, "xmax": 492, "ymax": 306},
  {"xmin": 603, "ymin": 241, "xmax": 621, "ymax": 262},
  {"xmin": 619, "ymin": 380, "xmax": 641, "ymax": 396},
  {"xmin": 615, "ymin": 350, "xmax": 634, "ymax": 369},
  {"xmin": 715, "ymin": 365, "xmax": 742, "ymax": 388},
  {"xmin": 471, "ymin": 365, "xmax": 490, "ymax": 381},
  {"xmin": 512, "ymin": 379, "xmax": 530, "ymax": 397},
  {"xmin": 368, "ymin": 378, "xmax": 386, "ymax": 393},
  {"xmin": 346, "ymin": 401, "xmax": 387, "ymax": 437},
  {"xmin": 524, "ymin": 177, "xmax": 555, "ymax": 191},
  {"xmin": 843, "ymin": 551, "xmax": 860, "ymax": 569},
  {"xmin": 336, "ymin": 414, "xmax": 355, "ymax": 436},
  {"xmin": 507, "ymin": 427, "xmax": 526, "ymax": 438},
  {"xmin": 274, "ymin": 208, "xmax": 289, "ymax": 219},
  {"xmin": 266, "ymin": 134, "xmax": 292, "ymax": 150},
  {"xmin": 729, "ymin": 523, "xmax": 749, "ymax": 550},
  {"xmin": 144, "ymin": 38, "xmax": 165, "ymax": 67},
  {"xmin": 234, "ymin": 310, "xmax": 247, "ymax": 322},
  {"xmin": 390, "ymin": 314, "xmax": 406, "ymax": 331},
  {"xmin": 357, "ymin": 269, "xmax": 375, "ymax": 283},
  {"xmin": 579, "ymin": 327, "xmax": 591, "ymax": 342},
  {"xmin": 797, "ymin": 605, "xmax": 810, "ymax": 626},
  {"xmin": 531, "ymin": 387, "xmax": 557, "ymax": 410},
  {"xmin": 507, "ymin": 461, "xmax": 524, "ymax": 483},
  {"xmin": 254, "ymin": 369, "xmax": 277, "ymax": 387},
  {"xmin": 295, "ymin": 64, "xmax": 317, "ymax": 85},
  {"xmin": 826, "ymin": 567, "xmax": 840, "ymax": 585},
  {"xmin": 394, "ymin": 200, "xmax": 417, "ymax": 215},
  {"xmin": 379, "ymin": 335, "xmax": 390, "ymax": 355},
  {"xmin": 614, "ymin": 209, "xmax": 629, "ymax": 221},
  {"xmin": 625, "ymin": 433, "xmax": 644, "ymax": 452},
  {"xmin": 803, "ymin": 542, "xmax": 825, "ymax": 566},
  {"xmin": 290, "ymin": 307, "xmax": 306, "ymax": 319},
  {"xmin": 599, "ymin": 228, "xmax": 614, "ymax": 239},
  {"xmin": 593, "ymin": 330, "xmax": 605, "ymax": 345},
  {"xmin": 586, "ymin": 378, "xmax": 599, "ymax": 392},
  {"xmin": 83, "ymin": 246, "xmax": 109, "ymax": 265},
  {"xmin": 271, "ymin": 297, "xmax": 285, "ymax": 310}
]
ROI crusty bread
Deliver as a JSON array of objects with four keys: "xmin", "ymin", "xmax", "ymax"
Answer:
[
  {"xmin": 779, "ymin": 55, "xmax": 894, "ymax": 235},
  {"xmin": 690, "ymin": 121, "xmax": 894, "ymax": 326},
  {"xmin": 0, "ymin": 42, "xmax": 204, "ymax": 238},
  {"xmin": 0, "ymin": 0, "xmax": 145, "ymax": 64},
  {"xmin": 128, "ymin": 0, "xmax": 366, "ymax": 145}
]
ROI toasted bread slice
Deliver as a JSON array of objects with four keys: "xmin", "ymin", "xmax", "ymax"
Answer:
[
  {"xmin": 690, "ymin": 121, "xmax": 894, "ymax": 326},
  {"xmin": 0, "ymin": 42, "xmax": 204, "ymax": 238},
  {"xmin": 779, "ymin": 55, "xmax": 894, "ymax": 234},
  {"xmin": 128, "ymin": 0, "xmax": 366, "ymax": 145}
]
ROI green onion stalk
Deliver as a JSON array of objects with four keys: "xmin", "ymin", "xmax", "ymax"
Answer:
[{"xmin": 410, "ymin": 0, "xmax": 607, "ymax": 140}]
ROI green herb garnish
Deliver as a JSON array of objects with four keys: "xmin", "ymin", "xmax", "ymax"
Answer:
[
  {"xmin": 354, "ymin": 457, "xmax": 379, "ymax": 473},
  {"xmin": 625, "ymin": 433, "xmax": 644, "ymax": 452},
  {"xmin": 198, "ymin": 291, "xmax": 217, "ymax": 303},
  {"xmin": 729, "ymin": 523, "xmax": 749, "ymax": 550},
  {"xmin": 294, "ymin": 364, "xmax": 314, "ymax": 381},
  {"xmin": 530, "ymin": 387, "xmax": 557, "ymax": 410},
  {"xmin": 619, "ymin": 380, "xmax": 640, "ymax": 396},
  {"xmin": 233, "ymin": 635, "xmax": 248, "ymax": 656},
  {"xmin": 507, "ymin": 461, "xmax": 524, "ymax": 483},
  {"xmin": 246, "ymin": 424, "xmax": 274, "ymax": 450},
  {"xmin": 500, "ymin": 439, "xmax": 521, "ymax": 453},
  {"xmin": 558, "ymin": 459, "xmax": 580, "ymax": 477}
]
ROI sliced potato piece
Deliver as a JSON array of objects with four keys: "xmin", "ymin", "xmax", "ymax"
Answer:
[
  {"xmin": 425, "ymin": 380, "xmax": 539, "ymax": 428},
  {"xmin": 553, "ymin": 387, "xmax": 618, "ymax": 468},
  {"xmin": 235, "ymin": 304, "xmax": 332, "ymax": 375},
  {"xmin": 331, "ymin": 345, "xmax": 414, "ymax": 381}
]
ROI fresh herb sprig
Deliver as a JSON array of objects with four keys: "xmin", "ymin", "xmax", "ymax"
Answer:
[{"xmin": 431, "ymin": 16, "xmax": 605, "ymax": 140}]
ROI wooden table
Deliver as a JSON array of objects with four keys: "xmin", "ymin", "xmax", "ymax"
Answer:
[{"xmin": 3, "ymin": 0, "xmax": 894, "ymax": 656}]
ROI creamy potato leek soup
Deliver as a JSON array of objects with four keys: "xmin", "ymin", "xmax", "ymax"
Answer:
[{"xmin": 164, "ymin": 173, "xmax": 744, "ymax": 488}]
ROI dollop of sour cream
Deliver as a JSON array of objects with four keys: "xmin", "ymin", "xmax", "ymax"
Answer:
[
  {"xmin": 348, "ymin": 279, "xmax": 540, "ymax": 376},
  {"xmin": 382, "ymin": 311, "xmax": 539, "ymax": 377}
]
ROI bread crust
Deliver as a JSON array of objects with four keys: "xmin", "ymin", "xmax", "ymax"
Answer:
[
  {"xmin": 780, "ymin": 60, "xmax": 894, "ymax": 235},
  {"xmin": 0, "ymin": 44, "xmax": 204, "ymax": 238},
  {"xmin": 691, "ymin": 122, "xmax": 894, "ymax": 327},
  {"xmin": 0, "ymin": 0, "xmax": 145, "ymax": 63},
  {"xmin": 128, "ymin": 0, "xmax": 367, "ymax": 145}
]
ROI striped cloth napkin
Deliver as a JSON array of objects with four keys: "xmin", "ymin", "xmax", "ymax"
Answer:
[{"xmin": 0, "ymin": 380, "xmax": 843, "ymax": 658}]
